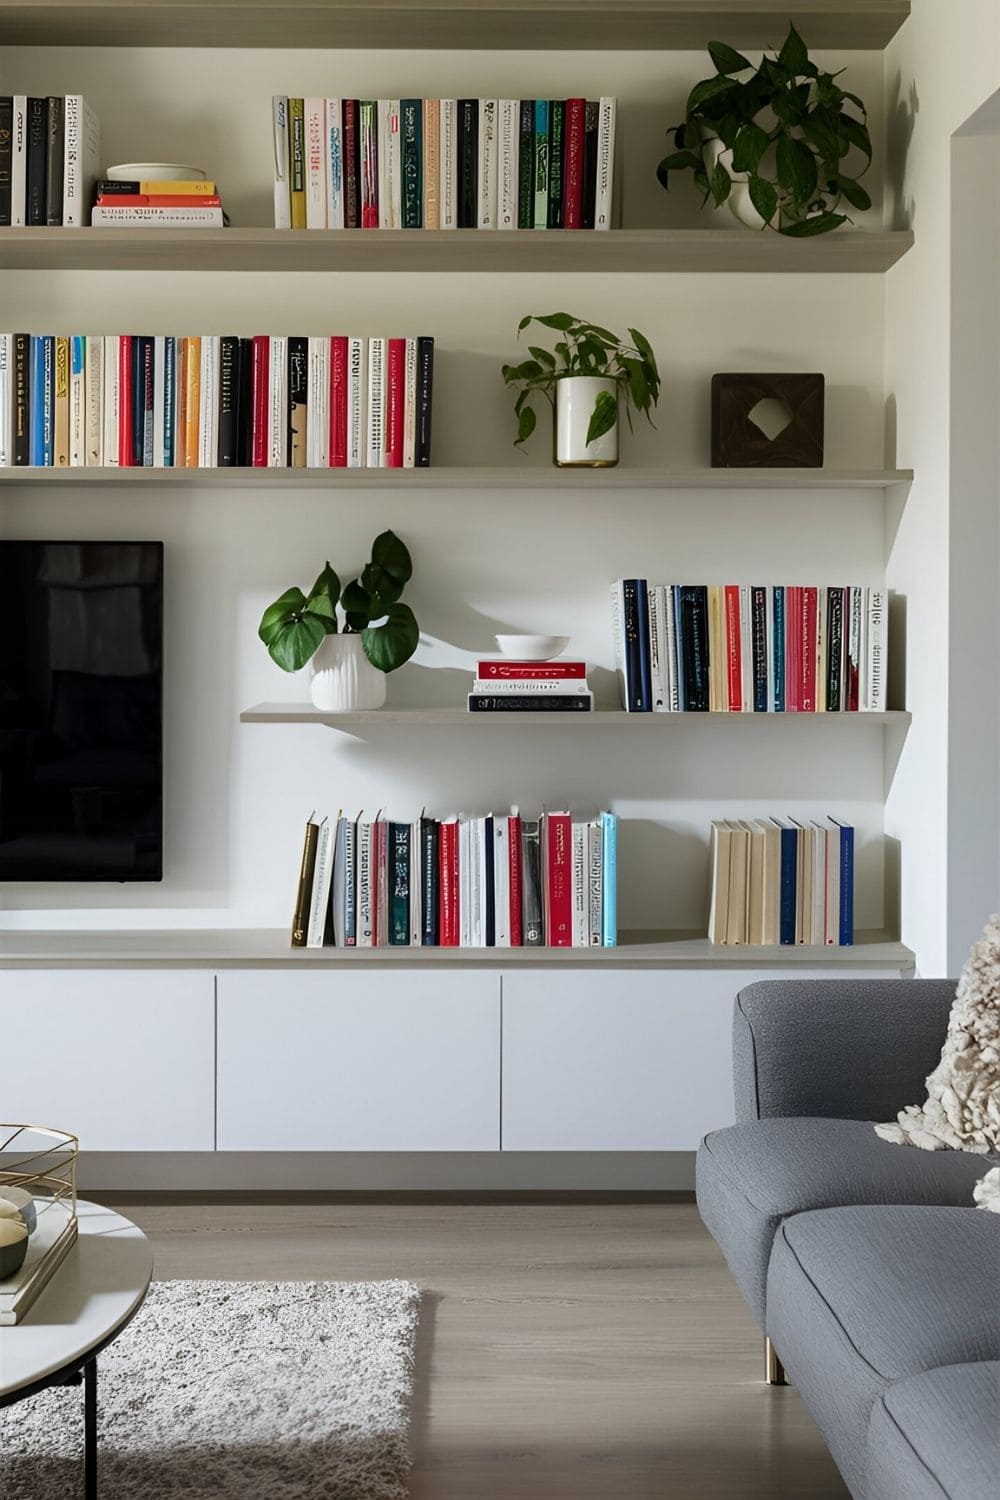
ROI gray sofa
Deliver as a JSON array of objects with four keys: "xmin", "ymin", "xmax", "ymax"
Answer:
[{"xmin": 696, "ymin": 979, "xmax": 999, "ymax": 1500}]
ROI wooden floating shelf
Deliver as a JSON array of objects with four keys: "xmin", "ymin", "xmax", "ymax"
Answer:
[
  {"xmin": 0, "ymin": 227, "xmax": 914, "ymax": 275},
  {"xmin": 0, "ymin": 1, "xmax": 911, "ymax": 52},
  {"xmin": 0, "ymin": 466, "xmax": 914, "ymax": 491},
  {"xmin": 0, "ymin": 928, "xmax": 914, "ymax": 971},
  {"xmin": 241, "ymin": 704, "xmax": 911, "ymax": 730}
]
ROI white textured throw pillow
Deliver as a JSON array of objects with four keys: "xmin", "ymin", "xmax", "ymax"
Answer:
[{"xmin": 875, "ymin": 913, "xmax": 1000, "ymax": 1211}]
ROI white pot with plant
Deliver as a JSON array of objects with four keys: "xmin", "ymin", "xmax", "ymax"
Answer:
[
  {"xmin": 502, "ymin": 312, "xmax": 661, "ymax": 468},
  {"xmin": 258, "ymin": 530, "xmax": 418, "ymax": 712}
]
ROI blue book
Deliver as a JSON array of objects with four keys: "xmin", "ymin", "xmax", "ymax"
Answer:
[
  {"xmin": 829, "ymin": 818, "xmax": 854, "ymax": 945},
  {"xmin": 29, "ymin": 336, "xmax": 55, "ymax": 465},
  {"xmin": 483, "ymin": 814, "xmax": 495, "ymax": 946},
  {"xmin": 774, "ymin": 817, "xmax": 797, "ymax": 945},
  {"xmin": 601, "ymin": 810, "xmax": 617, "ymax": 947},
  {"xmin": 634, "ymin": 581, "xmax": 652, "ymax": 711},
  {"xmin": 772, "ymin": 586, "xmax": 785, "ymax": 712},
  {"xmin": 163, "ymin": 337, "xmax": 176, "ymax": 467},
  {"xmin": 70, "ymin": 335, "xmax": 85, "ymax": 388}
]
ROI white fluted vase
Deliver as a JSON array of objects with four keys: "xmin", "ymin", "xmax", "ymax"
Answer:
[
  {"xmin": 554, "ymin": 376, "xmax": 619, "ymax": 467},
  {"xmin": 309, "ymin": 634, "xmax": 387, "ymax": 712}
]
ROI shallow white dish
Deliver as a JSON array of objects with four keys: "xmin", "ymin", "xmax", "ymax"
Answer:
[
  {"xmin": 495, "ymin": 634, "xmax": 569, "ymax": 661},
  {"xmin": 105, "ymin": 163, "xmax": 207, "ymax": 182}
]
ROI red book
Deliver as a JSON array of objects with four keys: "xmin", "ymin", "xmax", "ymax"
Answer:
[
  {"xmin": 384, "ymin": 337, "xmax": 405, "ymax": 467},
  {"xmin": 562, "ymin": 98, "xmax": 586, "ymax": 229},
  {"xmin": 508, "ymin": 813, "xmax": 522, "ymax": 946},
  {"xmin": 724, "ymin": 585, "xmax": 742, "ymax": 711},
  {"xmin": 329, "ymin": 336, "xmax": 348, "ymax": 467},
  {"xmin": 785, "ymin": 585, "xmax": 800, "ymax": 712},
  {"xmin": 251, "ymin": 335, "xmax": 269, "ymax": 467},
  {"xmin": 801, "ymin": 587, "xmax": 818, "ymax": 712},
  {"xmin": 343, "ymin": 100, "xmax": 360, "ymax": 228},
  {"xmin": 545, "ymin": 812, "xmax": 573, "ymax": 947},
  {"xmin": 438, "ymin": 820, "xmax": 459, "ymax": 947},
  {"xmin": 476, "ymin": 660, "xmax": 587, "ymax": 679},
  {"xmin": 97, "ymin": 194, "xmax": 222, "ymax": 207},
  {"xmin": 117, "ymin": 336, "xmax": 133, "ymax": 467}
]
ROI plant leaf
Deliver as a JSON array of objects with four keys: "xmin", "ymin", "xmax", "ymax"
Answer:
[
  {"xmin": 266, "ymin": 612, "xmax": 328, "ymax": 673},
  {"xmin": 305, "ymin": 561, "xmax": 341, "ymax": 622},
  {"xmin": 340, "ymin": 578, "xmax": 371, "ymax": 619},
  {"xmin": 780, "ymin": 211, "xmax": 848, "ymax": 236},
  {"xmin": 527, "ymin": 345, "xmax": 556, "ymax": 366},
  {"xmin": 837, "ymin": 175, "xmax": 872, "ymax": 211},
  {"xmin": 838, "ymin": 113, "xmax": 872, "ymax": 163},
  {"xmin": 532, "ymin": 311, "xmax": 577, "ymax": 331},
  {"xmin": 258, "ymin": 586, "xmax": 307, "ymax": 645},
  {"xmin": 656, "ymin": 149, "xmax": 703, "ymax": 184},
  {"xmin": 708, "ymin": 39, "xmax": 752, "ymax": 75},
  {"xmin": 361, "ymin": 602, "xmax": 420, "ymax": 673},
  {"xmin": 585, "ymin": 388, "xmax": 619, "ymax": 446},
  {"xmin": 777, "ymin": 22, "xmax": 808, "ymax": 76},
  {"xmin": 627, "ymin": 327, "xmax": 657, "ymax": 369},
  {"xmin": 686, "ymin": 75, "xmax": 737, "ymax": 113},
  {"xmin": 731, "ymin": 121, "xmax": 770, "ymax": 174},
  {"xmin": 710, "ymin": 158, "xmax": 731, "ymax": 205},
  {"xmin": 776, "ymin": 134, "xmax": 817, "ymax": 205},
  {"xmin": 370, "ymin": 529, "xmax": 412, "ymax": 586},
  {"xmin": 515, "ymin": 403, "xmax": 537, "ymax": 446},
  {"xmin": 748, "ymin": 175, "xmax": 778, "ymax": 225}
]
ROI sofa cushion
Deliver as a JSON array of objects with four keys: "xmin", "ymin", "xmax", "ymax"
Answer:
[
  {"xmin": 696, "ymin": 1118, "xmax": 988, "ymax": 1327},
  {"xmin": 766, "ymin": 1206, "xmax": 1000, "ymax": 1497},
  {"xmin": 867, "ymin": 1362, "xmax": 999, "ymax": 1500}
]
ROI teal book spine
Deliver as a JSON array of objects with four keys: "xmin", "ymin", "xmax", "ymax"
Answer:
[
  {"xmin": 601, "ymin": 811, "xmax": 617, "ymax": 947},
  {"xmin": 533, "ymin": 99, "xmax": 549, "ymax": 228},
  {"xmin": 401, "ymin": 98, "xmax": 422, "ymax": 228},
  {"xmin": 517, "ymin": 99, "xmax": 534, "ymax": 228},
  {"xmin": 389, "ymin": 821, "xmax": 410, "ymax": 945}
]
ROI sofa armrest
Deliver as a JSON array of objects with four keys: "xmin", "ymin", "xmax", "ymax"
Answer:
[{"xmin": 733, "ymin": 979, "xmax": 956, "ymax": 1122}]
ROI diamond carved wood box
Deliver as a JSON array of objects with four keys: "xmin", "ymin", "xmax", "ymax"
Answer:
[{"xmin": 711, "ymin": 373, "xmax": 825, "ymax": 468}]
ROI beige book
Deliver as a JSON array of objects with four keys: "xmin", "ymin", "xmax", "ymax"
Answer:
[
  {"xmin": 725, "ymin": 819, "xmax": 749, "ymax": 945},
  {"xmin": 794, "ymin": 820, "xmax": 812, "ymax": 944},
  {"xmin": 54, "ymin": 335, "xmax": 70, "ymax": 466},
  {"xmin": 757, "ymin": 818, "xmax": 781, "ymax": 946},
  {"xmin": 708, "ymin": 820, "xmax": 732, "ymax": 944},
  {"xmin": 423, "ymin": 99, "xmax": 440, "ymax": 229},
  {"xmin": 825, "ymin": 818, "xmax": 841, "ymax": 944},
  {"xmin": 743, "ymin": 819, "xmax": 765, "ymax": 945},
  {"xmin": 811, "ymin": 820, "xmax": 827, "ymax": 944},
  {"xmin": 708, "ymin": 584, "xmax": 724, "ymax": 712}
]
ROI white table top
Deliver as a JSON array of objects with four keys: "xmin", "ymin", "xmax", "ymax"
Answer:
[{"xmin": 0, "ymin": 1200, "xmax": 153, "ymax": 1399}]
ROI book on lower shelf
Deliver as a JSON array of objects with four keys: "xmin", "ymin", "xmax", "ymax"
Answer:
[
  {"xmin": 291, "ymin": 806, "xmax": 618, "ymax": 949},
  {"xmin": 708, "ymin": 815, "xmax": 854, "ymax": 947},
  {"xmin": 468, "ymin": 657, "xmax": 592, "ymax": 712}
]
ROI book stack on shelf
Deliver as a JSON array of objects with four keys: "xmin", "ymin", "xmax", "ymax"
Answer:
[
  {"xmin": 709, "ymin": 816, "xmax": 854, "ymax": 947},
  {"xmin": 0, "ymin": 333, "xmax": 433, "ymax": 469},
  {"xmin": 0, "ymin": 95, "xmax": 100, "ymax": 227},
  {"xmin": 612, "ymin": 579, "xmax": 887, "ymax": 714},
  {"xmin": 468, "ymin": 656, "xmax": 593, "ymax": 713},
  {"xmin": 293, "ymin": 807, "xmax": 617, "ymax": 949},
  {"xmin": 92, "ymin": 172, "xmax": 226, "ymax": 228},
  {"xmin": 273, "ymin": 95, "xmax": 616, "ymax": 231}
]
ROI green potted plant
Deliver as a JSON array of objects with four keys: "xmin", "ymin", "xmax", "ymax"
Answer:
[
  {"xmin": 657, "ymin": 23, "xmax": 872, "ymax": 236},
  {"xmin": 502, "ymin": 312, "xmax": 660, "ymax": 467},
  {"xmin": 258, "ymin": 530, "xmax": 418, "ymax": 711}
]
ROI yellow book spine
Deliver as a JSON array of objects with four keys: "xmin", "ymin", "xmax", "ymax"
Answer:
[
  {"xmin": 54, "ymin": 336, "xmax": 70, "ymax": 467},
  {"xmin": 137, "ymin": 179, "xmax": 217, "ymax": 195},
  {"xmin": 289, "ymin": 98, "xmax": 306, "ymax": 229},
  {"xmin": 423, "ymin": 99, "xmax": 440, "ymax": 229},
  {"xmin": 184, "ymin": 336, "xmax": 201, "ymax": 467}
]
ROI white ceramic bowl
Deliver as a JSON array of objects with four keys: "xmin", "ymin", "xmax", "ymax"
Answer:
[
  {"xmin": 495, "ymin": 634, "xmax": 570, "ymax": 661},
  {"xmin": 105, "ymin": 163, "xmax": 207, "ymax": 182}
]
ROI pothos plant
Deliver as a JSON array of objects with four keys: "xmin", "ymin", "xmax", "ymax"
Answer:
[
  {"xmin": 502, "ymin": 312, "xmax": 661, "ymax": 448},
  {"xmin": 258, "ymin": 530, "xmax": 418, "ymax": 674},
  {"xmin": 657, "ymin": 24, "xmax": 873, "ymax": 235}
]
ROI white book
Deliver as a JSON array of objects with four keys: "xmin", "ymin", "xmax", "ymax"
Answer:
[
  {"xmin": 304, "ymin": 98, "xmax": 326, "ymax": 228},
  {"xmin": 470, "ymin": 816, "xmax": 486, "ymax": 947},
  {"xmin": 198, "ymin": 335, "xmax": 220, "ymax": 468},
  {"xmin": 69, "ymin": 336, "xmax": 86, "ymax": 466},
  {"xmin": 571, "ymin": 821, "xmax": 588, "ymax": 948},
  {"xmin": 306, "ymin": 819, "xmax": 335, "ymax": 947},
  {"xmin": 493, "ymin": 816, "xmax": 510, "ymax": 947},
  {"xmin": 595, "ymin": 96, "xmax": 616, "ymax": 230},
  {"xmin": 272, "ymin": 95, "xmax": 291, "ymax": 229},
  {"xmin": 477, "ymin": 98, "xmax": 498, "ymax": 229},
  {"xmin": 84, "ymin": 336, "xmax": 103, "ymax": 466},
  {"xmin": 497, "ymin": 99, "xmax": 519, "ymax": 230},
  {"xmin": 152, "ymin": 336, "xmax": 165, "ymax": 467},
  {"xmin": 739, "ymin": 584, "xmax": 753, "ymax": 713},
  {"xmin": 459, "ymin": 817, "xmax": 472, "ymax": 947},
  {"xmin": 307, "ymin": 336, "xmax": 330, "ymax": 467},
  {"xmin": 439, "ymin": 99, "xmax": 457, "ymax": 230},
  {"xmin": 91, "ymin": 206, "xmax": 225, "ymax": 227},
  {"xmin": 102, "ymin": 335, "xmax": 119, "ymax": 467},
  {"xmin": 409, "ymin": 817, "xmax": 423, "ymax": 947},
  {"xmin": 648, "ymin": 583, "xmax": 667, "ymax": 711},
  {"xmin": 865, "ymin": 587, "xmax": 887, "ymax": 711},
  {"xmin": 0, "ymin": 335, "xmax": 10, "ymax": 466},
  {"xmin": 347, "ymin": 337, "xmax": 366, "ymax": 468},
  {"xmin": 62, "ymin": 95, "xmax": 101, "ymax": 226},
  {"xmin": 325, "ymin": 98, "xmax": 345, "ymax": 229},
  {"xmin": 765, "ymin": 585, "xmax": 776, "ymax": 712},
  {"xmin": 664, "ymin": 584, "xmax": 680, "ymax": 711},
  {"xmin": 268, "ymin": 335, "xmax": 288, "ymax": 467},
  {"xmin": 378, "ymin": 100, "xmax": 401, "ymax": 229},
  {"xmin": 588, "ymin": 820, "xmax": 603, "ymax": 946},
  {"xmin": 10, "ymin": 97, "xmax": 27, "ymax": 227},
  {"xmin": 470, "ymin": 677, "xmax": 591, "ymax": 695},
  {"xmin": 403, "ymin": 336, "xmax": 417, "ymax": 468},
  {"xmin": 356, "ymin": 820, "xmax": 374, "ymax": 947},
  {"xmin": 366, "ymin": 336, "xmax": 386, "ymax": 468}
]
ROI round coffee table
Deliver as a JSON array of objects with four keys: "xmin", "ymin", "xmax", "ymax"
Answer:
[{"xmin": 0, "ymin": 1200, "xmax": 153, "ymax": 1498}]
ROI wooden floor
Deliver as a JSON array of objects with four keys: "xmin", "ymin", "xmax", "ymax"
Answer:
[{"xmin": 116, "ymin": 1198, "xmax": 847, "ymax": 1500}]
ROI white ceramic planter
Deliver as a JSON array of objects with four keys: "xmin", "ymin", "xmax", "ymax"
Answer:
[
  {"xmin": 703, "ymin": 137, "xmax": 775, "ymax": 231},
  {"xmin": 309, "ymin": 633, "xmax": 387, "ymax": 712},
  {"xmin": 554, "ymin": 376, "xmax": 619, "ymax": 467}
]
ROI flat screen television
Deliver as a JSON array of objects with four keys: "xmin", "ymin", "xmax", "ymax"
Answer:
[{"xmin": 0, "ymin": 541, "xmax": 163, "ymax": 881}]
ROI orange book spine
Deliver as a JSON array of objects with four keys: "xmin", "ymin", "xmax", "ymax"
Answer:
[
  {"xmin": 184, "ymin": 336, "xmax": 201, "ymax": 466},
  {"xmin": 423, "ymin": 99, "xmax": 440, "ymax": 229}
]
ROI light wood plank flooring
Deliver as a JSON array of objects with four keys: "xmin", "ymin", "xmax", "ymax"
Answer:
[{"xmin": 111, "ymin": 1198, "xmax": 847, "ymax": 1500}]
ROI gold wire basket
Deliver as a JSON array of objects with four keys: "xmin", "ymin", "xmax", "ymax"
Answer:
[{"xmin": 0, "ymin": 1125, "xmax": 79, "ymax": 1320}]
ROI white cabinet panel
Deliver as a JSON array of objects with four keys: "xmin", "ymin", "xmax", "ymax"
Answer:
[
  {"xmin": 0, "ymin": 970, "xmax": 215, "ymax": 1151},
  {"xmin": 217, "ymin": 970, "xmax": 500, "ymax": 1150}
]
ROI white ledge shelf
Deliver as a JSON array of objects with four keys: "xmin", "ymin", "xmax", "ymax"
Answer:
[
  {"xmin": 240, "ymin": 704, "xmax": 911, "ymax": 730},
  {"xmin": 0, "ymin": 227, "xmax": 914, "ymax": 275},
  {"xmin": 0, "ymin": 2, "xmax": 910, "ymax": 52},
  {"xmin": 0, "ymin": 929, "xmax": 914, "ymax": 971}
]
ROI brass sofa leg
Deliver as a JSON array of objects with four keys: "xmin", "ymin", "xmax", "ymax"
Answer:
[{"xmin": 765, "ymin": 1337, "xmax": 787, "ymax": 1386}]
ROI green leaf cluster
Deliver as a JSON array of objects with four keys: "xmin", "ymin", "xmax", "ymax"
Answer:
[
  {"xmin": 501, "ymin": 313, "xmax": 661, "ymax": 448},
  {"xmin": 656, "ymin": 23, "xmax": 872, "ymax": 236},
  {"xmin": 258, "ymin": 530, "xmax": 419, "ymax": 674}
]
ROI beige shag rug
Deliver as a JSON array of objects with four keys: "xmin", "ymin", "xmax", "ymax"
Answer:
[
  {"xmin": 0, "ymin": 1279, "xmax": 420, "ymax": 1499},
  {"xmin": 876, "ymin": 913, "xmax": 1000, "ymax": 1211}
]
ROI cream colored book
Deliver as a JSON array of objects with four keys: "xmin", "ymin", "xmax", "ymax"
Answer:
[
  {"xmin": 725, "ymin": 819, "xmax": 750, "ymax": 945},
  {"xmin": 422, "ymin": 99, "xmax": 440, "ymax": 228},
  {"xmin": 708, "ymin": 584, "xmax": 724, "ymax": 712},
  {"xmin": 756, "ymin": 817, "xmax": 782, "ymax": 946},
  {"xmin": 708, "ymin": 821, "xmax": 732, "ymax": 944},
  {"xmin": 743, "ymin": 819, "xmax": 765, "ymax": 945}
]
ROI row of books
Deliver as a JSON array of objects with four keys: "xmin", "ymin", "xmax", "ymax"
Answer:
[
  {"xmin": 0, "ymin": 334, "xmax": 434, "ymax": 469},
  {"xmin": 467, "ymin": 656, "xmax": 593, "ymax": 712},
  {"xmin": 0, "ymin": 95, "xmax": 100, "ymax": 227},
  {"xmin": 611, "ymin": 581, "xmax": 888, "ymax": 714},
  {"xmin": 293, "ymin": 808, "xmax": 619, "ymax": 948},
  {"xmin": 709, "ymin": 816, "xmax": 855, "ymax": 947},
  {"xmin": 91, "ymin": 175, "xmax": 226, "ymax": 229},
  {"xmin": 273, "ymin": 96, "xmax": 616, "ymax": 231}
]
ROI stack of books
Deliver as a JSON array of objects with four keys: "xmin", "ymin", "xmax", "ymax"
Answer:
[
  {"xmin": 293, "ymin": 808, "xmax": 618, "ymax": 949},
  {"xmin": 91, "ymin": 175, "xmax": 226, "ymax": 228},
  {"xmin": 0, "ymin": 95, "xmax": 100, "ymax": 226},
  {"xmin": 708, "ymin": 816, "xmax": 854, "ymax": 947},
  {"xmin": 468, "ymin": 657, "xmax": 593, "ymax": 713},
  {"xmin": 272, "ymin": 96, "xmax": 616, "ymax": 230},
  {"xmin": 612, "ymin": 579, "xmax": 888, "ymax": 714},
  {"xmin": 0, "ymin": 333, "xmax": 434, "ymax": 469}
]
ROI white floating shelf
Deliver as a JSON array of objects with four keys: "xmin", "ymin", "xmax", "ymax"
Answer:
[{"xmin": 240, "ymin": 704, "xmax": 911, "ymax": 730}]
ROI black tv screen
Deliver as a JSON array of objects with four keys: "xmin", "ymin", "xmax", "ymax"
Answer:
[{"xmin": 0, "ymin": 541, "xmax": 163, "ymax": 881}]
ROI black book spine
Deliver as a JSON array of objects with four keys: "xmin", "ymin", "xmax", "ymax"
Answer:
[
  {"xmin": 343, "ymin": 100, "xmax": 360, "ymax": 228},
  {"xmin": 13, "ymin": 333, "xmax": 29, "ymax": 465},
  {"xmin": 457, "ymin": 98, "xmax": 478, "ymax": 228},
  {"xmin": 421, "ymin": 818, "xmax": 439, "ymax": 946},
  {"xmin": 218, "ymin": 336, "xmax": 239, "ymax": 466},
  {"xmin": 517, "ymin": 100, "xmax": 534, "ymax": 229},
  {"xmin": 621, "ymin": 578, "xmax": 645, "ymax": 712},
  {"xmin": 44, "ymin": 95, "xmax": 63, "ymax": 225},
  {"xmin": 468, "ymin": 694, "xmax": 592, "ymax": 712},
  {"xmin": 751, "ymin": 585, "xmax": 768, "ymax": 712},
  {"xmin": 390, "ymin": 822, "xmax": 410, "ymax": 945},
  {"xmin": 521, "ymin": 820, "xmax": 543, "ymax": 946},
  {"xmin": 95, "ymin": 179, "xmax": 142, "ymax": 196},
  {"xmin": 237, "ymin": 337, "xmax": 253, "ymax": 465},
  {"xmin": 826, "ymin": 585, "xmax": 844, "ymax": 710},
  {"xmin": 25, "ymin": 98, "xmax": 47, "ymax": 226},
  {"xmin": 287, "ymin": 334, "xmax": 308, "ymax": 467},
  {"xmin": 484, "ymin": 814, "xmax": 495, "ymax": 946},
  {"xmin": 414, "ymin": 336, "xmax": 434, "ymax": 467},
  {"xmin": 581, "ymin": 100, "xmax": 599, "ymax": 230},
  {"xmin": 547, "ymin": 99, "xmax": 565, "ymax": 228},
  {"xmin": 680, "ymin": 585, "xmax": 710, "ymax": 711},
  {"xmin": 0, "ymin": 98, "xmax": 12, "ymax": 226}
]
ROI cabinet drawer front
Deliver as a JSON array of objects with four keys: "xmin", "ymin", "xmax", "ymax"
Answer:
[
  {"xmin": 0, "ymin": 970, "xmax": 215, "ymax": 1151},
  {"xmin": 217, "ymin": 970, "xmax": 500, "ymax": 1150}
]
